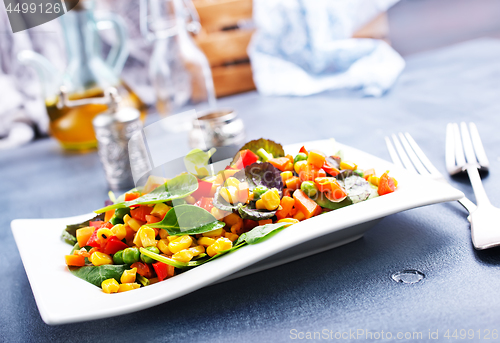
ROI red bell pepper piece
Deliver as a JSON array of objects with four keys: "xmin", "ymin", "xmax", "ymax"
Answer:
[
  {"xmin": 103, "ymin": 236, "xmax": 129, "ymax": 255},
  {"xmin": 299, "ymin": 146, "xmax": 308, "ymax": 155},
  {"xmin": 194, "ymin": 197, "xmax": 214, "ymax": 213},
  {"xmin": 130, "ymin": 262, "xmax": 153, "ymax": 278},
  {"xmin": 152, "ymin": 262, "xmax": 175, "ymax": 281},
  {"xmin": 145, "ymin": 214, "xmax": 162, "ymax": 224},
  {"xmin": 130, "ymin": 206, "xmax": 153, "ymax": 222},
  {"xmin": 233, "ymin": 149, "xmax": 259, "ymax": 169},
  {"xmin": 86, "ymin": 228, "xmax": 102, "ymax": 248},
  {"xmin": 125, "ymin": 192, "xmax": 141, "ymax": 201},
  {"xmin": 191, "ymin": 179, "xmax": 214, "ymax": 199}
]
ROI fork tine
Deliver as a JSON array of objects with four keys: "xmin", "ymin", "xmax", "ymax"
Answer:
[
  {"xmin": 391, "ymin": 134, "xmax": 417, "ymax": 173},
  {"xmin": 385, "ymin": 136, "xmax": 403, "ymax": 168},
  {"xmin": 404, "ymin": 133, "xmax": 442, "ymax": 176},
  {"xmin": 468, "ymin": 122, "xmax": 490, "ymax": 169},
  {"xmin": 460, "ymin": 122, "xmax": 478, "ymax": 165},
  {"xmin": 445, "ymin": 123, "xmax": 457, "ymax": 173},
  {"xmin": 452, "ymin": 123, "xmax": 467, "ymax": 167},
  {"xmin": 398, "ymin": 133, "xmax": 430, "ymax": 175}
]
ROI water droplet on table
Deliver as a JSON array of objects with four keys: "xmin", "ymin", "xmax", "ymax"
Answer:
[{"xmin": 391, "ymin": 270, "xmax": 425, "ymax": 284}]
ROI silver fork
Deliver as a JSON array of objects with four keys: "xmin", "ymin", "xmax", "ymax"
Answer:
[
  {"xmin": 446, "ymin": 122, "xmax": 500, "ymax": 250},
  {"xmin": 385, "ymin": 132, "xmax": 476, "ymax": 214}
]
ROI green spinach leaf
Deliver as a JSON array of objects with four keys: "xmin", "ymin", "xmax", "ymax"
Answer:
[
  {"xmin": 69, "ymin": 264, "xmax": 129, "ymax": 288},
  {"xmin": 235, "ymin": 222, "xmax": 290, "ymax": 246},
  {"xmin": 340, "ymin": 175, "xmax": 378, "ymax": 204},
  {"xmin": 95, "ymin": 174, "xmax": 198, "ymax": 213},
  {"xmin": 147, "ymin": 204, "xmax": 225, "ymax": 235},
  {"xmin": 315, "ymin": 194, "xmax": 352, "ymax": 210}
]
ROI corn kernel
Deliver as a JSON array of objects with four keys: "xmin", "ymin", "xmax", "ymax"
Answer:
[
  {"xmin": 368, "ymin": 176, "xmax": 380, "ymax": 186},
  {"xmin": 185, "ymin": 195, "xmax": 196, "ymax": 204},
  {"xmin": 128, "ymin": 217, "xmax": 144, "ymax": 231},
  {"xmin": 220, "ymin": 186, "xmax": 238, "ymax": 204},
  {"xmin": 202, "ymin": 227, "xmax": 223, "ymax": 237},
  {"xmin": 168, "ymin": 235, "xmax": 193, "ymax": 254},
  {"xmin": 111, "ymin": 224, "xmax": 127, "ymax": 240},
  {"xmin": 224, "ymin": 213, "xmax": 240, "ymax": 226},
  {"xmin": 293, "ymin": 210, "xmax": 306, "ymax": 221},
  {"xmin": 139, "ymin": 226, "xmax": 157, "ymax": 247},
  {"xmin": 123, "ymin": 214, "xmax": 132, "ymax": 224},
  {"xmin": 189, "ymin": 245, "xmax": 205, "ymax": 256},
  {"xmin": 281, "ymin": 171, "xmax": 294, "ymax": 184},
  {"xmin": 159, "ymin": 229, "xmax": 169, "ymax": 240},
  {"xmin": 206, "ymin": 237, "xmax": 233, "ymax": 257},
  {"xmin": 340, "ymin": 160, "xmax": 357, "ymax": 171},
  {"xmin": 167, "ymin": 235, "xmax": 178, "ymax": 242},
  {"xmin": 96, "ymin": 228, "xmax": 113, "ymax": 244},
  {"xmin": 197, "ymin": 237, "xmax": 216, "ymax": 246},
  {"xmin": 101, "ymin": 278, "xmax": 120, "ymax": 294},
  {"xmin": 260, "ymin": 189, "xmax": 281, "ymax": 211},
  {"xmin": 294, "ymin": 160, "xmax": 307, "ymax": 174},
  {"xmin": 157, "ymin": 239, "xmax": 172, "ymax": 255},
  {"xmin": 121, "ymin": 268, "xmax": 137, "ymax": 284},
  {"xmin": 255, "ymin": 199, "xmax": 266, "ymax": 210},
  {"xmin": 277, "ymin": 218, "xmax": 300, "ymax": 224},
  {"xmin": 225, "ymin": 177, "xmax": 241, "ymax": 188},
  {"xmin": 224, "ymin": 232, "xmax": 239, "ymax": 242},
  {"xmin": 151, "ymin": 203, "xmax": 171, "ymax": 217},
  {"xmin": 172, "ymin": 249, "xmax": 194, "ymax": 262},
  {"xmin": 117, "ymin": 283, "xmax": 141, "ymax": 293},
  {"xmin": 90, "ymin": 251, "xmax": 113, "ymax": 266}
]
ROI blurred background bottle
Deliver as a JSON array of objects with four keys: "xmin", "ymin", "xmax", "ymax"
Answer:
[
  {"xmin": 141, "ymin": 0, "xmax": 216, "ymax": 127},
  {"xmin": 19, "ymin": 0, "xmax": 147, "ymax": 152}
]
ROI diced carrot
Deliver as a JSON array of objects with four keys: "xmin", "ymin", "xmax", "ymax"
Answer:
[
  {"xmin": 76, "ymin": 226, "xmax": 95, "ymax": 249},
  {"xmin": 378, "ymin": 172, "xmax": 397, "ymax": 195},
  {"xmin": 286, "ymin": 154, "xmax": 294, "ymax": 164},
  {"xmin": 285, "ymin": 176, "xmax": 301, "ymax": 190},
  {"xmin": 104, "ymin": 209, "xmax": 115, "ymax": 222},
  {"xmin": 283, "ymin": 188, "xmax": 294, "ymax": 197},
  {"xmin": 293, "ymin": 189, "xmax": 320, "ymax": 219},
  {"xmin": 237, "ymin": 182, "xmax": 250, "ymax": 203},
  {"xmin": 258, "ymin": 219, "xmax": 273, "ymax": 225},
  {"xmin": 268, "ymin": 157, "xmax": 293, "ymax": 172},
  {"xmin": 65, "ymin": 255, "xmax": 85, "ymax": 267},
  {"xmin": 276, "ymin": 196, "xmax": 295, "ymax": 220},
  {"xmin": 307, "ymin": 150, "xmax": 326, "ymax": 169},
  {"xmin": 145, "ymin": 214, "xmax": 161, "ymax": 224},
  {"xmin": 299, "ymin": 164, "xmax": 326, "ymax": 182}
]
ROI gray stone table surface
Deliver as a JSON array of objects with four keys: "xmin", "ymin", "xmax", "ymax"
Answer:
[{"xmin": 2, "ymin": 38, "xmax": 500, "ymax": 342}]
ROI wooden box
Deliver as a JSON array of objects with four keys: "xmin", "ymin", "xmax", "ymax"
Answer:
[{"xmin": 193, "ymin": 0, "xmax": 389, "ymax": 97}]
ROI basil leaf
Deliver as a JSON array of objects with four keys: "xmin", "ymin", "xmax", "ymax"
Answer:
[
  {"xmin": 64, "ymin": 213, "xmax": 105, "ymax": 237},
  {"xmin": 237, "ymin": 204, "xmax": 275, "ymax": 221},
  {"xmin": 235, "ymin": 222, "xmax": 290, "ymax": 246},
  {"xmin": 69, "ymin": 265, "xmax": 129, "ymax": 288},
  {"xmin": 147, "ymin": 204, "xmax": 225, "ymax": 235},
  {"xmin": 61, "ymin": 231, "xmax": 77, "ymax": 246},
  {"xmin": 314, "ymin": 194, "xmax": 352, "ymax": 210},
  {"xmin": 95, "ymin": 174, "xmax": 198, "ymax": 213}
]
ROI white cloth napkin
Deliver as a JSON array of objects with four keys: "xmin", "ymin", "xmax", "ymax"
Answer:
[{"xmin": 249, "ymin": 0, "xmax": 405, "ymax": 97}]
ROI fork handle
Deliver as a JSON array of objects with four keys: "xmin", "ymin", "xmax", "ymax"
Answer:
[
  {"xmin": 457, "ymin": 196, "xmax": 477, "ymax": 214},
  {"xmin": 466, "ymin": 166, "xmax": 491, "ymax": 207}
]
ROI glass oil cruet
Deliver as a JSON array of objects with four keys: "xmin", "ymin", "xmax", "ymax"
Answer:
[
  {"xmin": 140, "ymin": 0, "xmax": 216, "ymax": 126},
  {"xmin": 18, "ymin": 0, "xmax": 147, "ymax": 152}
]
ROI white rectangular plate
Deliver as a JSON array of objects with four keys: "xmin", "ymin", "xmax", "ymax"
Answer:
[{"xmin": 12, "ymin": 139, "xmax": 464, "ymax": 325}]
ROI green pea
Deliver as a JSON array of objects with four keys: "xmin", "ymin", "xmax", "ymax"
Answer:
[
  {"xmin": 114, "ymin": 207, "xmax": 130, "ymax": 219},
  {"xmin": 141, "ymin": 246, "xmax": 160, "ymax": 264},
  {"xmin": 301, "ymin": 181, "xmax": 318, "ymax": 197},
  {"xmin": 294, "ymin": 152, "xmax": 308, "ymax": 164},
  {"xmin": 109, "ymin": 216, "xmax": 123, "ymax": 226},
  {"xmin": 253, "ymin": 185, "xmax": 269, "ymax": 200},
  {"xmin": 123, "ymin": 247, "xmax": 140, "ymax": 264},
  {"xmin": 113, "ymin": 250, "xmax": 125, "ymax": 265},
  {"xmin": 353, "ymin": 170, "xmax": 364, "ymax": 177}
]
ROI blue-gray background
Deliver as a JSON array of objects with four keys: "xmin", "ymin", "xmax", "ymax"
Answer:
[{"xmin": 1, "ymin": 38, "xmax": 500, "ymax": 342}]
